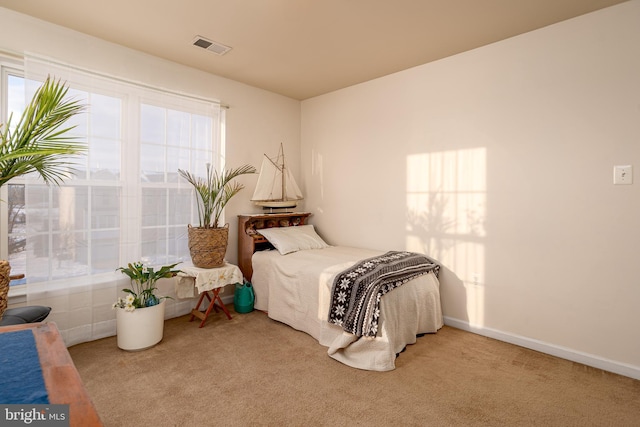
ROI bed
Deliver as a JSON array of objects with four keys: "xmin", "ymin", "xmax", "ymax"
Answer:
[{"xmin": 237, "ymin": 213, "xmax": 443, "ymax": 371}]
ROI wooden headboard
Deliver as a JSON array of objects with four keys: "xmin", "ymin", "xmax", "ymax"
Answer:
[{"xmin": 237, "ymin": 212, "xmax": 311, "ymax": 280}]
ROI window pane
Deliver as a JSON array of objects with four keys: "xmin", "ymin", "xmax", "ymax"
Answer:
[
  {"xmin": 169, "ymin": 188, "xmax": 192, "ymax": 225},
  {"xmin": 192, "ymin": 115, "xmax": 211, "ymax": 150},
  {"xmin": 92, "ymin": 187, "xmax": 120, "ymax": 229},
  {"xmin": 167, "ymin": 146, "xmax": 189, "ymax": 183},
  {"xmin": 142, "ymin": 188, "xmax": 167, "ymax": 227},
  {"xmin": 140, "ymin": 104, "xmax": 165, "ymax": 143},
  {"xmin": 190, "ymin": 153, "xmax": 212, "ymax": 177},
  {"xmin": 24, "ymin": 235, "xmax": 50, "ymax": 283},
  {"xmin": 90, "ymin": 93, "xmax": 121, "ymax": 139},
  {"xmin": 25, "ymin": 185, "xmax": 51, "ymax": 234},
  {"xmin": 167, "ymin": 109, "xmax": 190, "ymax": 148},
  {"xmin": 7, "ymin": 74, "xmax": 26, "ymax": 119},
  {"xmin": 66, "ymin": 88, "xmax": 89, "ymax": 136},
  {"xmin": 168, "ymin": 226, "xmax": 189, "ymax": 261},
  {"xmin": 141, "ymin": 228, "xmax": 168, "ymax": 266},
  {"xmin": 141, "ymin": 143, "xmax": 165, "ymax": 182},
  {"xmin": 51, "ymin": 231, "xmax": 90, "ymax": 281},
  {"xmin": 91, "ymin": 229, "xmax": 119, "ymax": 274},
  {"xmin": 54, "ymin": 186, "xmax": 88, "ymax": 232},
  {"xmin": 90, "ymin": 138, "xmax": 120, "ymax": 180}
]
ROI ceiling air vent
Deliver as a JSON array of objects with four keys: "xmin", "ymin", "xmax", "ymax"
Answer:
[{"xmin": 192, "ymin": 36, "xmax": 232, "ymax": 56}]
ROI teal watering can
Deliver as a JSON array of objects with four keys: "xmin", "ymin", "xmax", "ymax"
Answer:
[{"xmin": 234, "ymin": 281, "xmax": 255, "ymax": 313}]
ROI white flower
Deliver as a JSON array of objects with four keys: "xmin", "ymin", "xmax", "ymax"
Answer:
[
  {"xmin": 125, "ymin": 303, "xmax": 136, "ymax": 312},
  {"xmin": 125, "ymin": 294, "xmax": 135, "ymax": 304}
]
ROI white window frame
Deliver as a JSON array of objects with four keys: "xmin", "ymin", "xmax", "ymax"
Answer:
[{"xmin": 1, "ymin": 59, "xmax": 224, "ymax": 296}]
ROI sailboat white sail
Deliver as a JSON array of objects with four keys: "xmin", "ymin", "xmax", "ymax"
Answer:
[{"xmin": 251, "ymin": 143, "xmax": 303, "ymax": 209}]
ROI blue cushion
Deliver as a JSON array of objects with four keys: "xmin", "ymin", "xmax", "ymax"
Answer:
[{"xmin": 0, "ymin": 306, "xmax": 51, "ymax": 326}]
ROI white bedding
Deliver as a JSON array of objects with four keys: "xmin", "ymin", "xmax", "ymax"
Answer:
[{"xmin": 251, "ymin": 246, "xmax": 443, "ymax": 371}]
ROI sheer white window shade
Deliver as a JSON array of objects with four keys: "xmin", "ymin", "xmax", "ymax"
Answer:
[{"xmin": 13, "ymin": 55, "xmax": 225, "ymax": 345}]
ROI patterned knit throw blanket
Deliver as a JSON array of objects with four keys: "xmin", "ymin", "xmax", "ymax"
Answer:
[{"xmin": 328, "ymin": 251, "xmax": 440, "ymax": 337}]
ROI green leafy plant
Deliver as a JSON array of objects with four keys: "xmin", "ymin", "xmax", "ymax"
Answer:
[
  {"xmin": 114, "ymin": 262, "xmax": 181, "ymax": 311},
  {"xmin": 0, "ymin": 76, "xmax": 86, "ymax": 189},
  {"xmin": 0, "ymin": 76, "xmax": 85, "ymax": 302},
  {"xmin": 178, "ymin": 163, "xmax": 256, "ymax": 228}
]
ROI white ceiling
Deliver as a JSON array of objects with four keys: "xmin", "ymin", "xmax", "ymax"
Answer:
[{"xmin": 0, "ymin": 0, "xmax": 629, "ymax": 100}]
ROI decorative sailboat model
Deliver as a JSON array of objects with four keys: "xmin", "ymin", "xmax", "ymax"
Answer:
[{"xmin": 251, "ymin": 143, "xmax": 303, "ymax": 210}]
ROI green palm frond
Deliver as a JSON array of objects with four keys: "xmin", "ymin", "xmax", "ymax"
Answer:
[{"xmin": 0, "ymin": 76, "xmax": 87, "ymax": 188}]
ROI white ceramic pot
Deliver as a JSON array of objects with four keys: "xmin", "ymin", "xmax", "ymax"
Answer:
[{"xmin": 116, "ymin": 299, "xmax": 166, "ymax": 351}]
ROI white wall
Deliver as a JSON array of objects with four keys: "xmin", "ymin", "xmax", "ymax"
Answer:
[
  {"xmin": 301, "ymin": 1, "xmax": 640, "ymax": 378},
  {"xmin": 0, "ymin": 7, "xmax": 301, "ymax": 269}
]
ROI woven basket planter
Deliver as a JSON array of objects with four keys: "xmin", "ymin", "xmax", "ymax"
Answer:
[
  {"xmin": 188, "ymin": 224, "xmax": 229, "ymax": 268},
  {"xmin": 0, "ymin": 260, "xmax": 10, "ymax": 321}
]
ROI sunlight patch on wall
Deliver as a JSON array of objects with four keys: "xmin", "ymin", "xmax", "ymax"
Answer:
[{"xmin": 406, "ymin": 147, "xmax": 487, "ymax": 326}]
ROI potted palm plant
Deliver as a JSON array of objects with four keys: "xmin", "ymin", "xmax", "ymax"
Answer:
[
  {"xmin": 178, "ymin": 163, "xmax": 256, "ymax": 268},
  {"xmin": 0, "ymin": 76, "xmax": 86, "ymax": 321}
]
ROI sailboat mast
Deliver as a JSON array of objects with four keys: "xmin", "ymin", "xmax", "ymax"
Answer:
[{"xmin": 280, "ymin": 144, "xmax": 286, "ymax": 200}]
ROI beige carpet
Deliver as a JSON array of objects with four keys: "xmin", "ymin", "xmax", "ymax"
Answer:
[{"xmin": 68, "ymin": 309, "xmax": 640, "ymax": 426}]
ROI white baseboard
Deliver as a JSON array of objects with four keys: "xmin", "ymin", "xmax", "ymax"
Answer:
[{"xmin": 443, "ymin": 316, "xmax": 640, "ymax": 381}]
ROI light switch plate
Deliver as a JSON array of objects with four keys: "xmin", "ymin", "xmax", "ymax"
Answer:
[{"xmin": 613, "ymin": 165, "xmax": 632, "ymax": 185}]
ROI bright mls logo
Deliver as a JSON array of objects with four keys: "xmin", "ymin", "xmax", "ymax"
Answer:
[{"xmin": 1, "ymin": 405, "xmax": 69, "ymax": 426}]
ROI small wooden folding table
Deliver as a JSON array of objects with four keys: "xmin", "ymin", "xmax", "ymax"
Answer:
[{"xmin": 176, "ymin": 262, "xmax": 243, "ymax": 328}]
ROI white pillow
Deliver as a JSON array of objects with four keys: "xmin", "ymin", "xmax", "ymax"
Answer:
[{"xmin": 257, "ymin": 224, "xmax": 329, "ymax": 255}]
